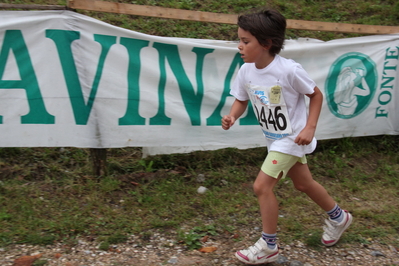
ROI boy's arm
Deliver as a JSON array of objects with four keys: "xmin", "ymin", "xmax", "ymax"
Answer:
[
  {"xmin": 222, "ymin": 99, "xmax": 248, "ymax": 130},
  {"xmin": 295, "ymin": 86, "xmax": 323, "ymax": 145}
]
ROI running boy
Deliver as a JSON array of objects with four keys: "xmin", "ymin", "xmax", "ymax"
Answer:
[{"xmin": 221, "ymin": 9, "xmax": 352, "ymax": 265}]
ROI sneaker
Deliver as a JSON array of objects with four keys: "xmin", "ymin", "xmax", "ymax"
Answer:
[
  {"xmin": 235, "ymin": 238, "xmax": 279, "ymax": 265},
  {"xmin": 322, "ymin": 210, "xmax": 353, "ymax": 246}
]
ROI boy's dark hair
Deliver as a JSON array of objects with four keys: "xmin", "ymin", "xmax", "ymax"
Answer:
[{"xmin": 237, "ymin": 9, "xmax": 286, "ymax": 55}]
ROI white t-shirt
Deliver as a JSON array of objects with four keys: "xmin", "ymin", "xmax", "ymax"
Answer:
[{"xmin": 230, "ymin": 55, "xmax": 317, "ymax": 157}]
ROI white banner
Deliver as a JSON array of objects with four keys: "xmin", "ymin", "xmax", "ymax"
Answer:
[{"xmin": 0, "ymin": 11, "xmax": 398, "ymax": 155}]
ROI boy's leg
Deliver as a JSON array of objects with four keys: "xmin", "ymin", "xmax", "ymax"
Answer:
[
  {"xmin": 235, "ymin": 170, "xmax": 280, "ymax": 265},
  {"xmin": 287, "ymin": 162, "xmax": 335, "ymax": 211},
  {"xmin": 256, "ymin": 151, "xmax": 300, "ymax": 233},
  {"xmin": 288, "ymin": 162, "xmax": 352, "ymax": 246},
  {"xmin": 254, "ymin": 170, "xmax": 281, "ymax": 234}
]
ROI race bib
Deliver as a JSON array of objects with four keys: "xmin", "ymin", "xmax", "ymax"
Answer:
[{"xmin": 247, "ymin": 84, "xmax": 292, "ymax": 140}]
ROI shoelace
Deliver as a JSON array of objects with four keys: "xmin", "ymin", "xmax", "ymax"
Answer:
[
  {"xmin": 248, "ymin": 241, "xmax": 264, "ymax": 254},
  {"xmin": 323, "ymin": 219, "xmax": 339, "ymax": 237}
]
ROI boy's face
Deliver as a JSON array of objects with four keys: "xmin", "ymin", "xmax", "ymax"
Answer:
[{"xmin": 237, "ymin": 27, "xmax": 272, "ymax": 69}]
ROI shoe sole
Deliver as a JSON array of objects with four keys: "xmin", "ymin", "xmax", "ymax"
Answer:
[
  {"xmin": 235, "ymin": 250, "xmax": 279, "ymax": 265},
  {"xmin": 322, "ymin": 210, "xmax": 353, "ymax": 246}
]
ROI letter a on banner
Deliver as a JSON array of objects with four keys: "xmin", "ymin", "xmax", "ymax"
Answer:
[{"xmin": 0, "ymin": 30, "xmax": 55, "ymax": 124}]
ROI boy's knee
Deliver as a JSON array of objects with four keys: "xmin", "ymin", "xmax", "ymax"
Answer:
[
  {"xmin": 294, "ymin": 180, "xmax": 316, "ymax": 193},
  {"xmin": 253, "ymin": 183, "xmax": 264, "ymax": 196},
  {"xmin": 253, "ymin": 180, "xmax": 274, "ymax": 196},
  {"xmin": 294, "ymin": 183, "xmax": 308, "ymax": 192}
]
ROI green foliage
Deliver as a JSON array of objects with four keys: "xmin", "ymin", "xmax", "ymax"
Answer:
[
  {"xmin": 98, "ymin": 234, "xmax": 128, "ymax": 251},
  {"xmin": 22, "ymin": 234, "xmax": 56, "ymax": 246},
  {"xmin": 98, "ymin": 241, "xmax": 110, "ymax": 251},
  {"xmin": 304, "ymin": 232, "xmax": 323, "ymax": 249},
  {"xmin": 178, "ymin": 225, "xmax": 218, "ymax": 250},
  {"xmin": 32, "ymin": 260, "xmax": 48, "ymax": 266},
  {"xmin": 178, "ymin": 230, "xmax": 203, "ymax": 250},
  {"xmin": 138, "ymin": 159, "xmax": 154, "ymax": 172}
]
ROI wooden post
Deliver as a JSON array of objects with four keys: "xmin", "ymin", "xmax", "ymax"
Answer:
[
  {"xmin": 90, "ymin": 148, "xmax": 108, "ymax": 177},
  {"xmin": 0, "ymin": 3, "xmax": 66, "ymax": 10},
  {"xmin": 68, "ymin": 0, "xmax": 399, "ymax": 35},
  {"xmin": 68, "ymin": 0, "xmax": 237, "ymax": 24}
]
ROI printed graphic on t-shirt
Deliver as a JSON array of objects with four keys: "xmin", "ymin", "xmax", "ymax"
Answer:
[{"xmin": 247, "ymin": 84, "xmax": 292, "ymax": 140}]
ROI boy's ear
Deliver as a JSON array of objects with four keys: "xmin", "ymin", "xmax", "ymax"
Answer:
[
  {"xmin": 262, "ymin": 45, "xmax": 270, "ymax": 50},
  {"xmin": 262, "ymin": 39, "xmax": 272, "ymax": 50}
]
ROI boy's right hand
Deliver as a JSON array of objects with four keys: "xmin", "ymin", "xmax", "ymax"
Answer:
[{"xmin": 222, "ymin": 115, "xmax": 236, "ymax": 130}]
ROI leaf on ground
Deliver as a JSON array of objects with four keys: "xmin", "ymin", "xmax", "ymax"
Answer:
[
  {"xmin": 198, "ymin": 246, "xmax": 217, "ymax": 253},
  {"xmin": 201, "ymin": 235, "xmax": 209, "ymax": 243},
  {"xmin": 12, "ymin": 254, "xmax": 42, "ymax": 266}
]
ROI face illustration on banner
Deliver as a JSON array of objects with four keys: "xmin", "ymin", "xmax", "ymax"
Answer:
[{"xmin": 325, "ymin": 52, "xmax": 377, "ymax": 119}]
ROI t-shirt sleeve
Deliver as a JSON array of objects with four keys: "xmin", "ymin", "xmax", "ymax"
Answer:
[
  {"xmin": 291, "ymin": 64, "xmax": 317, "ymax": 95},
  {"xmin": 230, "ymin": 65, "xmax": 250, "ymax": 101}
]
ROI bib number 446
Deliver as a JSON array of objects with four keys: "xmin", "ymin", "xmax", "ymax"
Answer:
[{"xmin": 254, "ymin": 105, "xmax": 287, "ymax": 131}]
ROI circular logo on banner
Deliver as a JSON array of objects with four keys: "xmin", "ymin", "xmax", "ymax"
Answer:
[{"xmin": 325, "ymin": 52, "xmax": 377, "ymax": 119}]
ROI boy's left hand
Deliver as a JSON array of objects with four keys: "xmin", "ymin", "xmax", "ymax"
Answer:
[{"xmin": 295, "ymin": 127, "xmax": 315, "ymax": 146}]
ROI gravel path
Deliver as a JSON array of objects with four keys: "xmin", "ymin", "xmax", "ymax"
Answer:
[{"xmin": 1, "ymin": 229, "xmax": 398, "ymax": 266}]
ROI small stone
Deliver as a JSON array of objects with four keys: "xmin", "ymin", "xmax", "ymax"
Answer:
[
  {"xmin": 276, "ymin": 255, "xmax": 288, "ymax": 264},
  {"xmin": 197, "ymin": 186, "xmax": 208, "ymax": 194},
  {"xmin": 196, "ymin": 174, "xmax": 205, "ymax": 182},
  {"xmin": 289, "ymin": 260, "xmax": 304, "ymax": 266},
  {"xmin": 389, "ymin": 245, "xmax": 398, "ymax": 253},
  {"xmin": 347, "ymin": 251, "xmax": 356, "ymax": 256},
  {"xmin": 371, "ymin": 250, "xmax": 385, "ymax": 257},
  {"xmin": 168, "ymin": 256, "xmax": 178, "ymax": 264}
]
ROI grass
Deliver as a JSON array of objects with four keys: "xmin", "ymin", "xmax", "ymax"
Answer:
[
  {"xmin": 1, "ymin": 0, "xmax": 399, "ymax": 252},
  {"xmin": 0, "ymin": 136, "xmax": 398, "ymax": 250}
]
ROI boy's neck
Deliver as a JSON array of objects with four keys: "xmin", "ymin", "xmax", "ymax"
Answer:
[{"xmin": 255, "ymin": 54, "xmax": 276, "ymax": 69}]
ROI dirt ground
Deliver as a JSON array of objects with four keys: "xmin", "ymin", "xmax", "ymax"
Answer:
[{"xmin": 2, "ymin": 227, "xmax": 399, "ymax": 266}]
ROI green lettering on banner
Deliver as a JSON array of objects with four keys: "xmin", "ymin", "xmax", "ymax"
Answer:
[
  {"xmin": 0, "ymin": 30, "xmax": 55, "ymax": 124},
  {"xmin": 380, "ymin": 75, "xmax": 395, "ymax": 89},
  {"xmin": 119, "ymin": 37, "xmax": 149, "ymax": 125},
  {"xmin": 193, "ymin": 46, "xmax": 215, "ymax": 123},
  {"xmin": 206, "ymin": 53, "xmax": 242, "ymax": 125},
  {"xmin": 239, "ymin": 101, "xmax": 258, "ymax": 125},
  {"xmin": 384, "ymin": 46, "xmax": 399, "ymax": 60},
  {"xmin": 150, "ymin": 43, "xmax": 213, "ymax": 125},
  {"xmin": 206, "ymin": 53, "xmax": 257, "ymax": 125},
  {"xmin": 375, "ymin": 46, "xmax": 398, "ymax": 118},
  {"xmin": 46, "ymin": 30, "xmax": 116, "ymax": 125}
]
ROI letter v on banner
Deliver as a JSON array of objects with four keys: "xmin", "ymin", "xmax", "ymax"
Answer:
[{"xmin": 46, "ymin": 30, "xmax": 116, "ymax": 125}]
